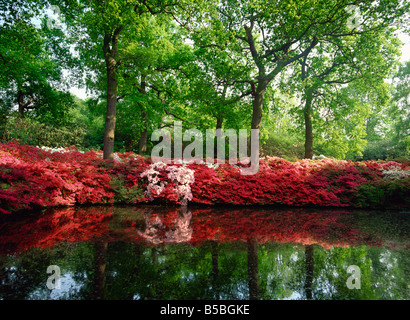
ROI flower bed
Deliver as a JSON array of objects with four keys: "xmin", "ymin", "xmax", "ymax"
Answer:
[{"xmin": 0, "ymin": 141, "xmax": 409, "ymax": 214}]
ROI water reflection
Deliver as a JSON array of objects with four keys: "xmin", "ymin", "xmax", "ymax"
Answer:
[{"xmin": 0, "ymin": 205, "xmax": 408, "ymax": 300}]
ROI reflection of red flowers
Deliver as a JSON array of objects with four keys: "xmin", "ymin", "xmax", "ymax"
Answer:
[
  {"xmin": 188, "ymin": 208, "xmax": 377, "ymax": 249},
  {"xmin": 0, "ymin": 207, "xmax": 112, "ymax": 255},
  {"xmin": 0, "ymin": 206, "xmax": 396, "ymax": 256}
]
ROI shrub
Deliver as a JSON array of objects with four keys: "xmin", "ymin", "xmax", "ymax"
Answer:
[
  {"xmin": 1, "ymin": 117, "xmax": 86, "ymax": 148},
  {"xmin": 354, "ymin": 177, "xmax": 410, "ymax": 209},
  {"xmin": 1, "ymin": 142, "xmax": 409, "ymax": 214}
]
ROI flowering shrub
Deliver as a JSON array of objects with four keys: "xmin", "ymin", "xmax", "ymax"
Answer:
[
  {"xmin": 381, "ymin": 165, "xmax": 410, "ymax": 179},
  {"xmin": 139, "ymin": 162, "xmax": 195, "ymax": 206},
  {"xmin": 140, "ymin": 162, "xmax": 169, "ymax": 199},
  {"xmin": 0, "ymin": 141, "xmax": 408, "ymax": 214},
  {"xmin": 166, "ymin": 165, "xmax": 195, "ymax": 205},
  {"xmin": 0, "ymin": 142, "xmax": 114, "ymax": 214}
]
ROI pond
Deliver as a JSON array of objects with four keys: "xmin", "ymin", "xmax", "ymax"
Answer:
[{"xmin": 0, "ymin": 205, "xmax": 409, "ymax": 300}]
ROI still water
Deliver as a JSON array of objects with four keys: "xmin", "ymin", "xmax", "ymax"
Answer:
[{"xmin": 0, "ymin": 205, "xmax": 409, "ymax": 300}]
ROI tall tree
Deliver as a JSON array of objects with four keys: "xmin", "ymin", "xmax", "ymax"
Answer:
[
  {"xmin": 118, "ymin": 15, "xmax": 193, "ymax": 154},
  {"xmin": 195, "ymin": 0, "xmax": 410, "ymax": 159},
  {"xmin": 56, "ymin": 0, "xmax": 204, "ymax": 159},
  {"xmin": 291, "ymin": 28, "xmax": 401, "ymax": 159},
  {"xmin": 388, "ymin": 60, "xmax": 410, "ymax": 157},
  {"xmin": 0, "ymin": 0, "xmax": 76, "ymax": 119}
]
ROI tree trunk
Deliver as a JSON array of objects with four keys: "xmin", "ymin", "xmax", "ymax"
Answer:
[
  {"xmin": 248, "ymin": 82, "xmax": 266, "ymax": 161},
  {"xmin": 250, "ymin": 85, "xmax": 266, "ymax": 131},
  {"xmin": 305, "ymin": 245, "xmax": 314, "ymax": 300},
  {"xmin": 17, "ymin": 90, "xmax": 36, "ymax": 118},
  {"xmin": 103, "ymin": 28, "xmax": 122, "ymax": 160},
  {"xmin": 216, "ymin": 117, "xmax": 223, "ymax": 130},
  {"xmin": 138, "ymin": 75, "xmax": 148, "ymax": 154},
  {"xmin": 214, "ymin": 117, "xmax": 223, "ymax": 158},
  {"xmin": 103, "ymin": 65, "xmax": 117, "ymax": 160},
  {"xmin": 139, "ymin": 113, "xmax": 148, "ymax": 154},
  {"xmin": 304, "ymin": 89, "xmax": 314, "ymax": 159},
  {"xmin": 17, "ymin": 90, "xmax": 25, "ymax": 117}
]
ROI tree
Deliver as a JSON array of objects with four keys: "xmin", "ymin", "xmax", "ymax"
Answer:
[
  {"xmin": 291, "ymin": 28, "xmax": 401, "ymax": 159},
  {"xmin": 195, "ymin": 0, "xmax": 410, "ymax": 160},
  {"xmin": 389, "ymin": 60, "xmax": 410, "ymax": 157},
  {"xmin": 359, "ymin": 60, "xmax": 409, "ymax": 160},
  {"xmin": 0, "ymin": 0, "xmax": 75, "ymax": 119},
  {"xmin": 56, "ymin": 0, "xmax": 205, "ymax": 159},
  {"xmin": 188, "ymin": 32, "xmax": 254, "ymax": 131},
  {"xmin": 117, "ymin": 15, "xmax": 194, "ymax": 154}
]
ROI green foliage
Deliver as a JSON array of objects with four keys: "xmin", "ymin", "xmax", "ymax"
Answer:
[
  {"xmin": 0, "ymin": 1, "xmax": 78, "ymax": 119},
  {"xmin": 354, "ymin": 177, "xmax": 410, "ymax": 208},
  {"xmin": 110, "ymin": 177, "xmax": 144, "ymax": 204},
  {"xmin": 1, "ymin": 0, "xmax": 409, "ymax": 165},
  {"xmin": 260, "ymin": 134, "xmax": 304, "ymax": 160},
  {"xmin": 361, "ymin": 139, "xmax": 409, "ymax": 161},
  {"xmin": 361, "ymin": 61, "xmax": 410, "ymax": 161},
  {"xmin": 1, "ymin": 117, "xmax": 86, "ymax": 148}
]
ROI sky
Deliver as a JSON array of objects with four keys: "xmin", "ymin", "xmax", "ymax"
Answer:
[{"xmin": 398, "ymin": 33, "xmax": 410, "ymax": 62}]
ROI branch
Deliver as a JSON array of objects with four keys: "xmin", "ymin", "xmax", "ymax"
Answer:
[
  {"xmin": 317, "ymin": 59, "xmax": 340, "ymax": 81},
  {"xmin": 164, "ymin": 109, "xmax": 198, "ymax": 126},
  {"xmin": 267, "ymin": 36, "xmax": 318, "ymax": 81},
  {"xmin": 110, "ymin": 26, "xmax": 123, "ymax": 59},
  {"xmin": 146, "ymin": 84, "xmax": 175, "ymax": 98},
  {"xmin": 243, "ymin": 24, "xmax": 264, "ymax": 73},
  {"xmin": 117, "ymin": 94, "xmax": 126, "ymax": 102},
  {"xmin": 224, "ymin": 90, "xmax": 253, "ymax": 105},
  {"xmin": 323, "ymin": 77, "xmax": 358, "ymax": 85},
  {"xmin": 138, "ymin": 0, "xmax": 192, "ymax": 30},
  {"xmin": 198, "ymin": 43, "xmax": 226, "ymax": 51},
  {"xmin": 24, "ymin": 104, "xmax": 40, "ymax": 110}
]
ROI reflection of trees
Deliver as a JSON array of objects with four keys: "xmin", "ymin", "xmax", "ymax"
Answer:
[
  {"xmin": 0, "ymin": 250, "xmax": 50, "ymax": 299},
  {"xmin": 210, "ymin": 241, "xmax": 219, "ymax": 298},
  {"xmin": 305, "ymin": 245, "xmax": 314, "ymax": 300},
  {"xmin": 369, "ymin": 248, "xmax": 410, "ymax": 300},
  {"xmin": 0, "ymin": 206, "xmax": 409, "ymax": 300},
  {"xmin": 1, "ymin": 240, "xmax": 410, "ymax": 300},
  {"xmin": 93, "ymin": 241, "xmax": 108, "ymax": 300},
  {"xmin": 247, "ymin": 238, "xmax": 259, "ymax": 300}
]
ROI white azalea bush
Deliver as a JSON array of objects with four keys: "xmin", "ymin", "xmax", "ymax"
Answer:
[
  {"xmin": 140, "ymin": 162, "xmax": 169, "ymax": 199},
  {"xmin": 166, "ymin": 165, "xmax": 195, "ymax": 205},
  {"xmin": 140, "ymin": 162, "xmax": 195, "ymax": 206},
  {"xmin": 37, "ymin": 146, "xmax": 129, "ymax": 162},
  {"xmin": 381, "ymin": 165, "xmax": 410, "ymax": 179}
]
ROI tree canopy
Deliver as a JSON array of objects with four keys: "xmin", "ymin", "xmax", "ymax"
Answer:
[{"xmin": 1, "ymin": 0, "xmax": 409, "ymax": 161}]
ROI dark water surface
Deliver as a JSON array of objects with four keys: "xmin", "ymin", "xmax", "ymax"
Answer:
[{"xmin": 0, "ymin": 205, "xmax": 409, "ymax": 300}]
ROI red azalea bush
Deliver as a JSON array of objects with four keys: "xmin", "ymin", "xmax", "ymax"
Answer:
[
  {"xmin": 0, "ymin": 141, "xmax": 409, "ymax": 214},
  {"xmin": 0, "ymin": 142, "xmax": 115, "ymax": 214}
]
